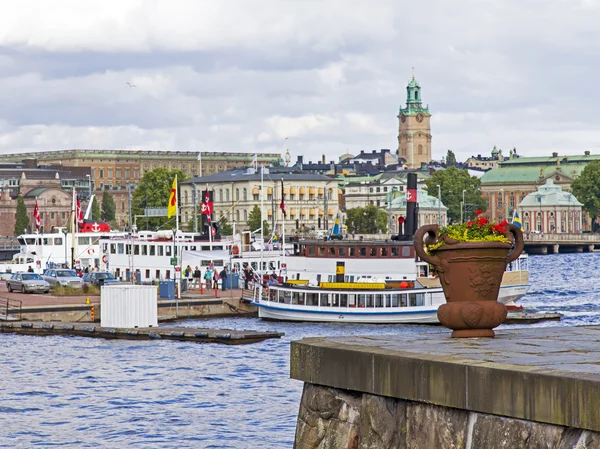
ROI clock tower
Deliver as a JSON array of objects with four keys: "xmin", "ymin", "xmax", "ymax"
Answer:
[{"xmin": 398, "ymin": 75, "xmax": 432, "ymax": 168}]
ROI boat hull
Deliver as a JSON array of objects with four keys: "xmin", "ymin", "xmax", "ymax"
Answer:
[{"xmin": 253, "ymin": 301, "xmax": 440, "ymax": 324}]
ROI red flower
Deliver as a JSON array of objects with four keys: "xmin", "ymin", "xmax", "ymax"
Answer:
[
  {"xmin": 475, "ymin": 209, "xmax": 483, "ymax": 215},
  {"xmin": 467, "ymin": 220, "xmax": 473, "ymax": 228},
  {"xmin": 499, "ymin": 220, "xmax": 508, "ymax": 227},
  {"xmin": 477, "ymin": 217, "xmax": 489, "ymax": 225}
]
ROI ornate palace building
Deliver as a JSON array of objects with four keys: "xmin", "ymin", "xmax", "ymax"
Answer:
[
  {"xmin": 0, "ymin": 150, "xmax": 281, "ymax": 227},
  {"xmin": 398, "ymin": 75, "xmax": 432, "ymax": 168}
]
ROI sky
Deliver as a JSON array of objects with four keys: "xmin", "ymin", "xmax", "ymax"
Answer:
[{"xmin": 1, "ymin": 0, "xmax": 600, "ymax": 163}]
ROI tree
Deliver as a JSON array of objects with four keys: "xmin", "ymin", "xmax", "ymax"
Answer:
[
  {"xmin": 101, "ymin": 191, "xmax": 116, "ymax": 223},
  {"xmin": 345, "ymin": 205, "xmax": 389, "ymax": 234},
  {"xmin": 247, "ymin": 205, "xmax": 270, "ymax": 235},
  {"xmin": 91, "ymin": 196, "xmax": 101, "ymax": 221},
  {"xmin": 572, "ymin": 160, "xmax": 600, "ymax": 230},
  {"xmin": 445, "ymin": 150, "xmax": 457, "ymax": 167},
  {"xmin": 14, "ymin": 195, "xmax": 30, "ymax": 235},
  {"xmin": 131, "ymin": 168, "xmax": 188, "ymax": 230},
  {"xmin": 218, "ymin": 215, "xmax": 234, "ymax": 235},
  {"xmin": 425, "ymin": 166, "xmax": 486, "ymax": 223}
]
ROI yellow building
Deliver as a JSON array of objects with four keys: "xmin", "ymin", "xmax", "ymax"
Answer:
[{"xmin": 398, "ymin": 75, "xmax": 432, "ymax": 168}]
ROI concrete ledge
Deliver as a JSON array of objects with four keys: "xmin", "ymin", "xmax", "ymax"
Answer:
[{"xmin": 290, "ymin": 326, "xmax": 600, "ymax": 433}]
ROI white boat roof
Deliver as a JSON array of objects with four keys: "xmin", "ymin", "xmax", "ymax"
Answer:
[{"xmin": 181, "ymin": 250, "xmax": 230, "ymax": 261}]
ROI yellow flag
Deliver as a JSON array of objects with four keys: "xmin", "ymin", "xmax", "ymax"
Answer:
[{"xmin": 167, "ymin": 176, "xmax": 177, "ymax": 218}]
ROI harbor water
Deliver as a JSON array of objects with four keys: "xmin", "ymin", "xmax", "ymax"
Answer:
[{"xmin": 1, "ymin": 252, "xmax": 599, "ymax": 448}]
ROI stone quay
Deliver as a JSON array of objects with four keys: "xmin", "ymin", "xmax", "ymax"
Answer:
[{"xmin": 291, "ymin": 326, "xmax": 600, "ymax": 448}]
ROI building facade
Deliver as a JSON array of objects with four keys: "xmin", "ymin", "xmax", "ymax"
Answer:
[
  {"xmin": 0, "ymin": 150, "xmax": 281, "ymax": 227},
  {"xmin": 465, "ymin": 146, "xmax": 516, "ymax": 171},
  {"xmin": 517, "ymin": 179, "xmax": 583, "ymax": 234},
  {"xmin": 398, "ymin": 76, "xmax": 432, "ymax": 168},
  {"xmin": 180, "ymin": 168, "xmax": 340, "ymax": 234},
  {"xmin": 389, "ymin": 188, "xmax": 447, "ymax": 233},
  {"xmin": 480, "ymin": 151, "xmax": 598, "ymax": 231}
]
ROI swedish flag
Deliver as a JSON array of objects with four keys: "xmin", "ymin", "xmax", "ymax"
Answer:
[{"xmin": 512, "ymin": 210, "xmax": 522, "ymax": 229}]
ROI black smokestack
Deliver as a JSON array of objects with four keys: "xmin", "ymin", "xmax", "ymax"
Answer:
[{"xmin": 391, "ymin": 172, "xmax": 417, "ymax": 241}]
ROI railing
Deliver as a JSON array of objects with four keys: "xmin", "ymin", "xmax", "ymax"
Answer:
[
  {"xmin": 0, "ymin": 297, "xmax": 22, "ymax": 321},
  {"xmin": 524, "ymin": 233, "xmax": 600, "ymax": 242}
]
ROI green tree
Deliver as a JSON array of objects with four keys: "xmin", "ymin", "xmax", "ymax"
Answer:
[
  {"xmin": 90, "ymin": 196, "xmax": 101, "ymax": 221},
  {"xmin": 425, "ymin": 166, "xmax": 486, "ymax": 223},
  {"xmin": 131, "ymin": 168, "xmax": 188, "ymax": 230},
  {"xmin": 572, "ymin": 160, "xmax": 600, "ymax": 229},
  {"xmin": 345, "ymin": 205, "xmax": 389, "ymax": 234},
  {"xmin": 218, "ymin": 214, "xmax": 233, "ymax": 235},
  {"xmin": 101, "ymin": 191, "xmax": 116, "ymax": 222},
  {"xmin": 445, "ymin": 150, "xmax": 457, "ymax": 167},
  {"xmin": 14, "ymin": 195, "xmax": 30, "ymax": 235},
  {"xmin": 247, "ymin": 205, "xmax": 270, "ymax": 235}
]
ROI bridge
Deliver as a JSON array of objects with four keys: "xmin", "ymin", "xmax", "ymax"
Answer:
[{"xmin": 524, "ymin": 233, "xmax": 600, "ymax": 254}]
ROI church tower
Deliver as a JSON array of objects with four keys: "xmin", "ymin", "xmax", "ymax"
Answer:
[{"xmin": 397, "ymin": 74, "xmax": 432, "ymax": 168}]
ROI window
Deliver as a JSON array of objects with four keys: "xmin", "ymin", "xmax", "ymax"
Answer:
[
  {"xmin": 328, "ymin": 247, "xmax": 335, "ymax": 256},
  {"xmin": 225, "ymin": 189, "xmax": 230, "ymax": 201},
  {"xmin": 134, "ymin": 169, "xmax": 139, "ymax": 179},
  {"xmin": 268, "ymin": 193, "xmax": 273, "ymax": 201},
  {"xmin": 219, "ymin": 189, "xmax": 223, "ymax": 202},
  {"xmin": 418, "ymin": 145, "xmax": 423, "ymax": 155},
  {"xmin": 118, "ymin": 243, "xmax": 124, "ymax": 254},
  {"xmin": 100, "ymin": 169, "xmax": 104, "ymax": 178},
  {"xmin": 290, "ymin": 194, "xmax": 295, "ymax": 200},
  {"xmin": 121, "ymin": 201, "xmax": 125, "ymax": 211},
  {"xmin": 243, "ymin": 188, "xmax": 247, "ymax": 200},
  {"xmin": 370, "ymin": 247, "xmax": 377, "ymax": 256},
  {"xmin": 236, "ymin": 189, "xmax": 240, "ymax": 201},
  {"xmin": 108, "ymin": 169, "xmax": 113, "ymax": 178},
  {"xmin": 61, "ymin": 212, "xmax": 66, "ymax": 219},
  {"xmin": 157, "ymin": 246, "xmax": 163, "ymax": 256},
  {"xmin": 116, "ymin": 169, "xmax": 121, "ymax": 178},
  {"xmin": 253, "ymin": 194, "xmax": 259, "ymax": 201},
  {"xmin": 360, "ymin": 247, "xmax": 367, "ymax": 257},
  {"xmin": 415, "ymin": 90, "xmax": 419, "ymax": 100},
  {"xmin": 243, "ymin": 210, "xmax": 247, "ymax": 221},
  {"xmin": 134, "ymin": 245, "xmax": 140, "ymax": 255},
  {"xmin": 125, "ymin": 169, "xmax": 130, "ymax": 179},
  {"xmin": 339, "ymin": 247, "xmax": 346, "ymax": 256},
  {"xmin": 309, "ymin": 194, "xmax": 314, "ymax": 200},
  {"xmin": 51, "ymin": 212, "xmax": 55, "ymax": 219}
]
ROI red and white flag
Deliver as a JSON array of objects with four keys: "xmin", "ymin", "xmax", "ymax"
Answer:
[
  {"xmin": 201, "ymin": 189, "xmax": 213, "ymax": 223},
  {"xmin": 33, "ymin": 199, "xmax": 41, "ymax": 231},
  {"xmin": 280, "ymin": 178, "xmax": 286, "ymax": 217},
  {"xmin": 76, "ymin": 197, "xmax": 84, "ymax": 229}
]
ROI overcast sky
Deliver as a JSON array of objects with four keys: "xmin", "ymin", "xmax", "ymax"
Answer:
[{"xmin": 1, "ymin": 0, "xmax": 599, "ymax": 163}]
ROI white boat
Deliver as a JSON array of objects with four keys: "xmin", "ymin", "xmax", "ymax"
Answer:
[
  {"xmin": 283, "ymin": 238, "xmax": 530, "ymax": 308},
  {"xmin": 250, "ymin": 281, "xmax": 445, "ymax": 323},
  {"xmin": 100, "ymin": 230, "xmax": 289, "ymax": 283}
]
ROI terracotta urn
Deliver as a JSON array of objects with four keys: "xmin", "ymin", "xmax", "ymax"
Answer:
[{"xmin": 413, "ymin": 224, "xmax": 524, "ymax": 338}]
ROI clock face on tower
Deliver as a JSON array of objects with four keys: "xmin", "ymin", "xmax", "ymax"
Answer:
[
  {"xmin": 416, "ymin": 113, "xmax": 424, "ymax": 123},
  {"xmin": 400, "ymin": 114, "xmax": 406, "ymax": 123}
]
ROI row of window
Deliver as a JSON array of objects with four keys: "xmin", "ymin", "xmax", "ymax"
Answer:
[
  {"xmin": 303, "ymin": 245, "xmax": 413, "ymax": 258},
  {"xmin": 264, "ymin": 290, "xmax": 428, "ymax": 308},
  {"xmin": 96, "ymin": 168, "xmax": 140, "ymax": 180}
]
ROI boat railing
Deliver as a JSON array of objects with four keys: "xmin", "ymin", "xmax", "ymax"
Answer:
[{"xmin": 0, "ymin": 297, "xmax": 22, "ymax": 321}]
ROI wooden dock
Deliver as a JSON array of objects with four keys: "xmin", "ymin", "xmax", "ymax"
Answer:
[
  {"xmin": 504, "ymin": 311, "xmax": 563, "ymax": 325},
  {"xmin": 0, "ymin": 321, "xmax": 283, "ymax": 345}
]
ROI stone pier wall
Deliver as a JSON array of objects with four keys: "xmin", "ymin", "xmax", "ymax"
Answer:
[{"xmin": 294, "ymin": 383, "xmax": 600, "ymax": 449}]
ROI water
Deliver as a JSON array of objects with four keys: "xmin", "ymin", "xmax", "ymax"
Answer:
[{"xmin": 1, "ymin": 253, "xmax": 599, "ymax": 448}]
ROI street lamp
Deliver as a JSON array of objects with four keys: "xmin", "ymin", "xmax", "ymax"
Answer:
[
  {"xmin": 462, "ymin": 189, "xmax": 466, "ymax": 222},
  {"xmin": 500, "ymin": 189, "xmax": 504, "ymax": 221},
  {"xmin": 436, "ymin": 184, "xmax": 441, "ymax": 226}
]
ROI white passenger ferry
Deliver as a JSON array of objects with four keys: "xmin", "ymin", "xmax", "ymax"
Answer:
[{"xmin": 100, "ymin": 230, "xmax": 287, "ymax": 283}]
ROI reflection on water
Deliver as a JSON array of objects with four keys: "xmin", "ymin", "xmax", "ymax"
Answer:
[{"xmin": 1, "ymin": 252, "xmax": 599, "ymax": 448}]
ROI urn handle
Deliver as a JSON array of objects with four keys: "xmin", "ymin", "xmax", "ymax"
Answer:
[
  {"xmin": 505, "ymin": 224, "xmax": 525, "ymax": 263},
  {"xmin": 413, "ymin": 224, "xmax": 441, "ymax": 267}
]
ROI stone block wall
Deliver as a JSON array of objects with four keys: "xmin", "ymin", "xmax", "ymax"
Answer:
[{"xmin": 294, "ymin": 383, "xmax": 600, "ymax": 449}]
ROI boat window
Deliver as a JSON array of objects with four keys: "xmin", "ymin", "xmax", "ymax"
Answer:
[
  {"xmin": 126, "ymin": 244, "xmax": 131, "ymax": 255},
  {"xmin": 319, "ymin": 294, "xmax": 328, "ymax": 306},
  {"xmin": 308, "ymin": 246, "xmax": 316, "ymax": 256},
  {"xmin": 145, "ymin": 269, "xmax": 150, "ymax": 279},
  {"xmin": 385, "ymin": 295, "xmax": 391, "ymax": 307},
  {"xmin": 78, "ymin": 237, "xmax": 90, "ymax": 245},
  {"xmin": 328, "ymin": 275, "xmax": 334, "ymax": 282},
  {"xmin": 91, "ymin": 238, "xmax": 99, "ymax": 245},
  {"xmin": 359, "ymin": 247, "xmax": 366, "ymax": 257},
  {"xmin": 117, "ymin": 243, "xmax": 124, "ymax": 254},
  {"xmin": 165, "ymin": 246, "xmax": 172, "ymax": 257},
  {"xmin": 283, "ymin": 290, "xmax": 292, "ymax": 304},
  {"xmin": 375, "ymin": 295, "xmax": 384, "ymax": 307},
  {"xmin": 366, "ymin": 294, "xmax": 375, "ymax": 307},
  {"xmin": 25, "ymin": 238, "xmax": 35, "ymax": 245},
  {"xmin": 340, "ymin": 294, "xmax": 348, "ymax": 307},
  {"xmin": 358, "ymin": 294, "xmax": 366, "ymax": 307},
  {"xmin": 251, "ymin": 262, "xmax": 258, "ymax": 270},
  {"xmin": 349, "ymin": 275, "xmax": 355, "ymax": 282},
  {"xmin": 43, "ymin": 238, "xmax": 52, "ymax": 245},
  {"xmin": 391, "ymin": 247, "xmax": 399, "ymax": 256},
  {"xmin": 158, "ymin": 246, "xmax": 163, "ymax": 256},
  {"xmin": 166, "ymin": 270, "xmax": 171, "ymax": 279},
  {"xmin": 370, "ymin": 247, "xmax": 377, "ymax": 257},
  {"xmin": 409, "ymin": 293, "xmax": 423, "ymax": 306},
  {"xmin": 190, "ymin": 246, "xmax": 196, "ymax": 251},
  {"xmin": 316, "ymin": 274, "xmax": 321, "ymax": 284},
  {"xmin": 306, "ymin": 293, "xmax": 318, "ymax": 306},
  {"xmin": 381, "ymin": 247, "xmax": 388, "ymax": 257},
  {"xmin": 338, "ymin": 247, "xmax": 346, "ymax": 256},
  {"xmin": 141, "ymin": 245, "xmax": 148, "ymax": 256},
  {"xmin": 155, "ymin": 270, "xmax": 160, "ymax": 279},
  {"xmin": 328, "ymin": 247, "xmax": 335, "ymax": 256},
  {"xmin": 318, "ymin": 247, "xmax": 325, "ymax": 256},
  {"xmin": 269, "ymin": 289, "xmax": 277, "ymax": 302},
  {"xmin": 391, "ymin": 294, "xmax": 399, "ymax": 307},
  {"xmin": 269, "ymin": 262, "xmax": 276, "ymax": 270},
  {"xmin": 110, "ymin": 244, "xmax": 116, "ymax": 254},
  {"xmin": 54, "ymin": 238, "xmax": 62, "ymax": 245},
  {"xmin": 331, "ymin": 294, "xmax": 339, "ymax": 307},
  {"xmin": 400, "ymin": 294, "xmax": 408, "ymax": 307},
  {"xmin": 349, "ymin": 247, "xmax": 356, "ymax": 257},
  {"xmin": 134, "ymin": 245, "xmax": 140, "ymax": 255},
  {"xmin": 149, "ymin": 245, "xmax": 155, "ymax": 256},
  {"xmin": 348, "ymin": 294, "xmax": 357, "ymax": 307}
]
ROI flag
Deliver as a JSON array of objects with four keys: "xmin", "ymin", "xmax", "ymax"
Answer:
[
  {"xmin": 329, "ymin": 211, "xmax": 340, "ymax": 238},
  {"xmin": 201, "ymin": 188, "xmax": 213, "ymax": 223},
  {"xmin": 279, "ymin": 179, "xmax": 286, "ymax": 217},
  {"xmin": 76, "ymin": 197, "xmax": 84, "ymax": 228},
  {"xmin": 512, "ymin": 210, "xmax": 522, "ymax": 229},
  {"xmin": 167, "ymin": 176, "xmax": 177, "ymax": 218},
  {"xmin": 33, "ymin": 199, "xmax": 41, "ymax": 231}
]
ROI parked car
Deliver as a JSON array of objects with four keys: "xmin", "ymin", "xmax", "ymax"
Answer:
[
  {"xmin": 82, "ymin": 272, "xmax": 119, "ymax": 287},
  {"xmin": 7, "ymin": 273, "xmax": 50, "ymax": 294},
  {"xmin": 42, "ymin": 269, "xmax": 83, "ymax": 288}
]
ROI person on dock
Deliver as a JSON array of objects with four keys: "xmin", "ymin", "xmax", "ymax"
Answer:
[
  {"xmin": 193, "ymin": 266, "xmax": 201, "ymax": 289},
  {"xmin": 27, "ymin": 265, "xmax": 34, "ymax": 272},
  {"xmin": 220, "ymin": 266, "xmax": 228, "ymax": 291},
  {"xmin": 204, "ymin": 268, "xmax": 213, "ymax": 290},
  {"xmin": 243, "ymin": 266, "xmax": 252, "ymax": 289},
  {"xmin": 212, "ymin": 268, "xmax": 220, "ymax": 291}
]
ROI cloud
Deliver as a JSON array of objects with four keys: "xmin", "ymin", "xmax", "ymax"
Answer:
[{"xmin": 0, "ymin": 0, "xmax": 600, "ymax": 163}]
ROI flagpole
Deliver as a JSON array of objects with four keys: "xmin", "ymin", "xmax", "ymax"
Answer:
[
  {"xmin": 71, "ymin": 187, "xmax": 76, "ymax": 269},
  {"xmin": 207, "ymin": 183, "xmax": 212, "ymax": 245},
  {"xmin": 175, "ymin": 174, "xmax": 179, "ymax": 233},
  {"xmin": 281, "ymin": 177, "xmax": 285, "ymax": 280},
  {"xmin": 260, "ymin": 164, "xmax": 264, "ymax": 278}
]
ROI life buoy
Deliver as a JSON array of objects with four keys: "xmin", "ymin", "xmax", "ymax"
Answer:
[
  {"xmin": 211, "ymin": 227, "xmax": 216, "ymax": 236},
  {"xmin": 232, "ymin": 245, "xmax": 240, "ymax": 255},
  {"xmin": 87, "ymin": 249, "xmax": 95, "ymax": 255},
  {"xmin": 102, "ymin": 255, "xmax": 108, "ymax": 264}
]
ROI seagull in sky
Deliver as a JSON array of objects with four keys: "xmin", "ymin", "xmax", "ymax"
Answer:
[{"xmin": 126, "ymin": 82, "xmax": 136, "ymax": 88}]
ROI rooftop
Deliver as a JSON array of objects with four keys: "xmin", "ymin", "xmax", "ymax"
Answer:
[{"xmin": 182, "ymin": 168, "xmax": 335, "ymax": 184}]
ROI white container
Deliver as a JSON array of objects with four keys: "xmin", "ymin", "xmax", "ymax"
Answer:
[{"xmin": 101, "ymin": 284, "xmax": 158, "ymax": 328}]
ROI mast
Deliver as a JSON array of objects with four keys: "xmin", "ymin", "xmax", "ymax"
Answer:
[
  {"xmin": 71, "ymin": 187, "xmax": 76, "ymax": 269},
  {"xmin": 281, "ymin": 177, "xmax": 285, "ymax": 280},
  {"xmin": 260, "ymin": 162, "xmax": 264, "ymax": 276}
]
